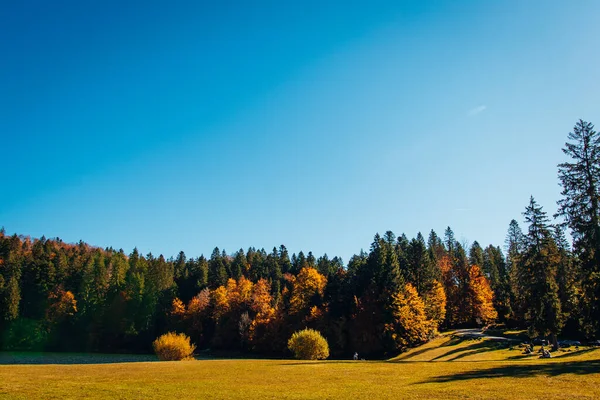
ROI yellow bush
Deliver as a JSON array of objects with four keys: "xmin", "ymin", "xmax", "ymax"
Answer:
[
  {"xmin": 287, "ymin": 328, "xmax": 329, "ymax": 360},
  {"xmin": 153, "ymin": 332, "xmax": 196, "ymax": 361}
]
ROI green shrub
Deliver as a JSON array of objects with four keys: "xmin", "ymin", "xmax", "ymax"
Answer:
[
  {"xmin": 287, "ymin": 328, "xmax": 329, "ymax": 360},
  {"xmin": 2, "ymin": 318, "xmax": 48, "ymax": 351},
  {"xmin": 153, "ymin": 332, "xmax": 196, "ymax": 361}
]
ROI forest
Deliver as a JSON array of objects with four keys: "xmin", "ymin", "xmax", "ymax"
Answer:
[{"xmin": 1, "ymin": 119, "xmax": 599, "ymax": 357}]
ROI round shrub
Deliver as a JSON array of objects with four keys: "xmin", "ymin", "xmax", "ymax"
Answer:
[
  {"xmin": 153, "ymin": 332, "xmax": 196, "ymax": 361},
  {"xmin": 287, "ymin": 328, "xmax": 329, "ymax": 360}
]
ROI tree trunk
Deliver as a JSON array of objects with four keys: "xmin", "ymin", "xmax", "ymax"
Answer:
[{"xmin": 551, "ymin": 333, "xmax": 559, "ymax": 351}]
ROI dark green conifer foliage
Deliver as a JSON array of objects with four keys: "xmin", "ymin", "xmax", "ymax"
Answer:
[
  {"xmin": 557, "ymin": 119, "xmax": 600, "ymax": 337},
  {"xmin": 444, "ymin": 227, "xmax": 456, "ymax": 254},
  {"xmin": 208, "ymin": 248, "xmax": 228, "ymax": 288},
  {"xmin": 522, "ymin": 197, "xmax": 564, "ymax": 345},
  {"xmin": 174, "ymin": 251, "xmax": 187, "ymax": 280},
  {"xmin": 306, "ymin": 252, "xmax": 316, "ymax": 268},
  {"xmin": 406, "ymin": 233, "xmax": 435, "ymax": 294},
  {"xmin": 278, "ymin": 245, "xmax": 292, "ymax": 274},
  {"xmin": 469, "ymin": 241, "xmax": 484, "ymax": 268},
  {"xmin": 483, "ymin": 245, "xmax": 512, "ymax": 321},
  {"xmin": 230, "ymin": 249, "xmax": 247, "ymax": 280},
  {"xmin": 427, "ymin": 229, "xmax": 445, "ymax": 271},
  {"xmin": 553, "ymin": 225, "xmax": 579, "ymax": 334}
]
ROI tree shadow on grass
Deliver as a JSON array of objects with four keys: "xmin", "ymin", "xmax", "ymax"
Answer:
[
  {"xmin": 441, "ymin": 336, "xmax": 463, "ymax": 347},
  {"xmin": 553, "ymin": 348, "xmax": 599, "ymax": 359},
  {"xmin": 430, "ymin": 340, "xmax": 497, "ymax": 361},
  {"xmin": 392, "ymin": 347, "xmax": 435, "ymax": 361},
  {"xmin": 422, "ymin": 360, "xmax": 600, "ymax": 384}
]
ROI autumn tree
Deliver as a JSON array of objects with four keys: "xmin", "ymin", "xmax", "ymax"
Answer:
[
  {"xmin": 466, "ymin": 265, "xmax": 497, "ymax": 325},
  {"xmin": 422, "ymin": 280, "xmax": 446, "ymax": 329},
  {"xmin": 385, "ymin": 284, "xmax": 431, "ymax": 351}
]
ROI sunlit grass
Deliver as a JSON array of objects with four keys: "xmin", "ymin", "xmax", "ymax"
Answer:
[{"xmin": 1, "ymin": 334, "xmax": 599, "ymax": 399}]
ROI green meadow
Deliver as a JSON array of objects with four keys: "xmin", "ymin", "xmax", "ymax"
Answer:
[{"xmin": 1, "ymin": 333, "xmax": 599, "ymax": 400}]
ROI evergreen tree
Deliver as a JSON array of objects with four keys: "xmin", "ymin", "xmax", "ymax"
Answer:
[
  {"xmin": 406, "ymin": 233, "xmax": 435, "ymax": 294},
  {"xmin": 278, "ymin": 245, "xmax": 292, "ymax": 274},
  {"xmin": 505, "ymin": 219, "xmax": 526, "ymax": 323},
  {"xmin": 557, "ymin": 119, "xmax": 600, "ymax": 337},
  {"xmin": 469, "ymin": 241, "xmax": 484, "ymax": 268},
  {"xmin": 230, "ymin": 249, "xmax": 247, "ymax": 280},
  {"xmin": 174, "ymin": 251, "xmax": 187, "ymax": 280},
  {"xmin": 444, "ymin": 227, "xmax": 456, "ymax": 254},
  {"xmin": 208, "ymin": 248, "xmax": 228, "ymax": 288},
  {"xmin": 483, "ymin": 245, "xmax": 512, "ymax": 321},
  {"xmin": 427, "ymin": 229, "xmax": 445, "ymax": 272},
  {"xmin": 553, "ymin": 225, "xmax": 579, "ymax": 334},
  {"xmin": 522, "ymin": 197, "xmax": 564, "ymax": 347}
]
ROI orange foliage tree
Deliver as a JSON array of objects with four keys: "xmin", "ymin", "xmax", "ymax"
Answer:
[
  {"xmin": 466, "ymin": 265, "xmax": 498, "ymax": 325},
  {"xmin": 385, "ymin": 284, "xmax": 432, "ymax": 351},
  {"xmin": 288, "ymin": 267, "xmax": 327, "ymax": 315},
  {"xmin": 422, "ymin": 280, "xmax": 446, "ymax": 330},
  {"xmin": 46, "ymin": 288, "xmax": 77, "ymax": 325}
]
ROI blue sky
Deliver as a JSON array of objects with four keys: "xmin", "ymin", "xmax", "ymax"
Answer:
[{"xmin": 1, "ymin": 1, "xmax": 599, "ymax": 262}]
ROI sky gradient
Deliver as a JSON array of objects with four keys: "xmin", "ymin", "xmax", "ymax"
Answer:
[{"xmin": 2, "ymin": 1, "xmax": 600, "ymax": 262}]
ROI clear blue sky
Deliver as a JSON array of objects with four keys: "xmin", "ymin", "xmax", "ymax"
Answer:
[{"xmin": 2, "ymin": 1, "xmax": 599, "ymax": 262}]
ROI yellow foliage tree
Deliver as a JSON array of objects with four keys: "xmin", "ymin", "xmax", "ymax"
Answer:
[
  {"xmin": 211, "ymin": 285, "xmax": 230, "ymax": 319},
  {"xmin": 171, "ymin": 298, "xmax": 186, "ymax": 317},
  {"xmin": 386, "ymin": 283, "xmax": 431, "ymax": 351},
  {"xmin": 422, "ymin": 280, "xmax": 446, "ymax": 329},
  {"xmin": 289, "ymin": 267, "xmax": 327, "ymax": 315},
  {"xmin": 467, "ymin": 265, "xmax": 498, "ymax": 325}
]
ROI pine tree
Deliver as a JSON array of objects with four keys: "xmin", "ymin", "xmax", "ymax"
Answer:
[
  {"xmin": 505, "ymin": 219, "xmax": 526, "ymax": 323},
  {"xmin": 483, "ymin": 245, "xmax": 512, "ymax": 321},
  {"xmin": 406, "ymin": 233, "xmax": 435, "ymax": 294},
  {"xmin": 208, "ymin": 248, "xmax": 228, "ymax": 288},
  {"xmin": 557, "ymin": 119, "xmax": 600, "ymax": 337},
  {"xmin": 469, "ymin": 241, "xmax": 484, "ymax": 269},
  {"xmin": 522, "ymin": 197, "xmax": 564, "ymax": 347},
  {"xmin": 278, "ymin": 245, "xmax": 292, "ymax": 274},
  {"xmin": 230, "ymin": 249, "xmax": 247, "ymax": 280}
]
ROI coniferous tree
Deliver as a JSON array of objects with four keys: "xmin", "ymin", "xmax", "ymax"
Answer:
[
  {"xmin": 230, "ymin": 249, "xmax": 247, "ymax": 281},
  {"xmin": 505, "ymin": 219, "xmax": 526, "ymax": 323},
  {"xmin": 469, "ymin": 241, "xmax": 484, "ymax": 269},
  {"xmin": 406, "ymin": 233, "xmax": 435, "ymax": 294},
  {"xmin": 553, "ymin": 226, "xmax": 579, "ymax": 335},
  {"xmin": 208, "ymin": 248, "xmax": 228, "ymax": 288},
  {"xmin": 483, "ymin": 245, "xmax": 512, "ymax": 321},
  {"xmin": 522, "ymin": 197, "xmax": 564, "ymax": 347},
  {"xmin": 278, "ymin": 245, "xmax": 292, "ymax": 275},
  {"xmin": 557, "ymin": 119, "xmax": 600, "ymax": 337}
]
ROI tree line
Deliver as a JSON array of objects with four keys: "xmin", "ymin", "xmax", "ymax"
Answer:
[{"xmin": 0, "ymin": 119, "xmax": 598, "ymax": 357}]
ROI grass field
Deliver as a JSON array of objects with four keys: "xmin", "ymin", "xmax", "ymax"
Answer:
[{"xmin": 1, "ymin": 333, "xmax": 599, "ymax": 399}]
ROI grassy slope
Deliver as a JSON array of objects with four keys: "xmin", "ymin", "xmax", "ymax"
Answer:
[{"xmin": 1, "ymin": 334, "xmax": 599, "ymax": 399}]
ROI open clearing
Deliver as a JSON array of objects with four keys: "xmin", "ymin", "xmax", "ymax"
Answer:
[{"xmin": 1, "ymin": 333, "xmax": 599, "ymax": 399}]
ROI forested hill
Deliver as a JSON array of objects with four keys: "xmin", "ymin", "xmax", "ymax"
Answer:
[{"xmin": 1, "ymin": 119, "xmax": 599, "ymax": 356}]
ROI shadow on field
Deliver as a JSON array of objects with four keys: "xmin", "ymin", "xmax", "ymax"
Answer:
[
  {"xmin": 423, "ymin": 360, "xmax": 600, "ymax": 383},
  {"xmin": 430, "ymin": 340, "xmax": 498, "ymax": 361},
  {"xmin": 553, "ymin": 348, "xmax": 598, "ymax": 359},
  {"xmin": 393, "ymin": 346, "xmax": 435, "ymax": 361}
]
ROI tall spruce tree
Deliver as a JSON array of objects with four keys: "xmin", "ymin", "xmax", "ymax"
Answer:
[
  {"xmin": 557, "ymin": 119, "xmax": 600, "ymax": 337},
  {"xmin": 469, "ymin": 241, "xmax": 484, "ymax": 268},
  {"xmin": 505, "ymin": 219, "xmax": 526, "ymax": 323},
  {"xmin": 208, "ymin": 247, "xmax": 228, "ymax": 288},
  {"xmin": 522, "ymin": 197, "xmax": 564, "ymax": 347}
]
